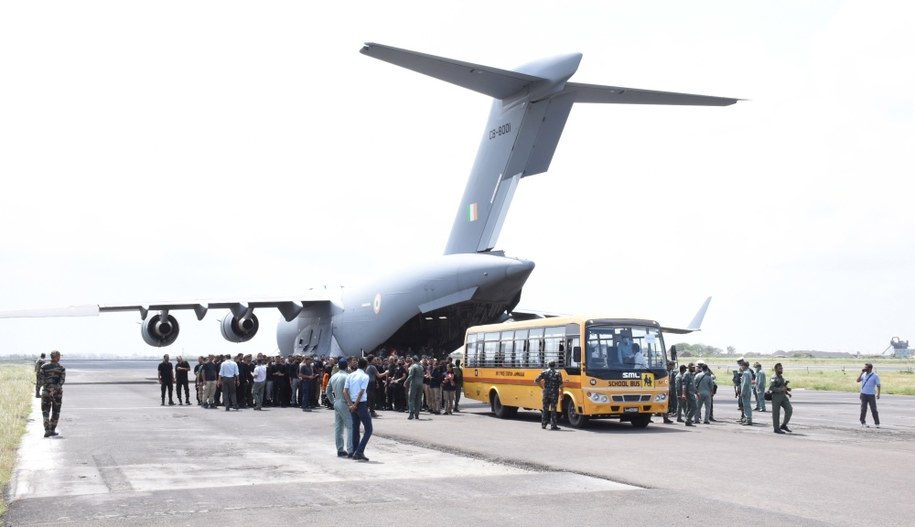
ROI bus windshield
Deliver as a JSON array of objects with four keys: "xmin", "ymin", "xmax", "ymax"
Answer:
[{"xmin": 585, "ymin": 325, "xmax": 666, "ymax": 374}]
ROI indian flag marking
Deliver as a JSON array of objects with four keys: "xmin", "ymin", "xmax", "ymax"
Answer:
[{"xmin": 467, "ymin": 202, "xmax": 479, "ymax": 222}]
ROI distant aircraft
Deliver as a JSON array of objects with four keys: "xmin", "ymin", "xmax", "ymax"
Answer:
[{"xmin": 0, "ymin": 43, "xmax": 736, "ymax": 357}]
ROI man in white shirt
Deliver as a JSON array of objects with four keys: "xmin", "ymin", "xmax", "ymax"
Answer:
[
  {"xmin": 219, "ymin": 355, "xmax": 240, "ymax": 411},
  {"xmin": 344, "ymin": 357, "xmax": 372, "ymax": 461},
  {"xmin": 252, "ymin": 358, "xmax": 268, "ymax": 410}
]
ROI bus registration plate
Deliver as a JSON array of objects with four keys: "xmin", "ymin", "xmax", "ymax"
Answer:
[{"xmin": 624, "ymin": 407, "xmax": 638, "ymax": 413}]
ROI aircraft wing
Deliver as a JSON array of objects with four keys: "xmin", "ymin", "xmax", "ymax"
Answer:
[
  {"xmin": 568, "ymin": 82, "xmax": 738, "ymax": 106},
  {"xmin": 0, "ymin": 298, "xmax": 336, "ymax": 322},
  {"xmin": 360, "ymin": 42, "xmax": 542, "ymax": 100},
  {"xmin": 661, "ymin": 296, "xmax": 712, "ymax": 334}
]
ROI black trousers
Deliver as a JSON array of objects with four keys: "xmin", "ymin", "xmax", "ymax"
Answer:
[
  {"xmin": 175, "ymin": 379, "xmax": 190, "ymax": 402},
  {"xmin": 860, "ymin": 393, "xmax": 879, "ymax": 425},
  {"xmin": 160, "ymin": 382, "xmax": 173, "ymax": 403}
]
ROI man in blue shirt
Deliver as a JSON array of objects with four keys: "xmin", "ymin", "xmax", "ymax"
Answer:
[
  {"xmin": 344, "ymin": 357, "xmax": 372, "ymax": 461},
  {"xmin": 857, "ymin": 363, "xmax": 881, "ymax": 428}
]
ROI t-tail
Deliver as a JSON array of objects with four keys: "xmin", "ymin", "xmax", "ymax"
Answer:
[{"xmin": 360, "ymin": 43, "xmax": 738, "ymax": 255}]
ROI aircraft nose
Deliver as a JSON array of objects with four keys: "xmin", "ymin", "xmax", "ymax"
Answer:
[{"xmin": 505, "ymin": 258, "xmax": 535, "ymax": 280}]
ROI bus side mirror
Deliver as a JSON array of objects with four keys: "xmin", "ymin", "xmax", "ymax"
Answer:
[
  {"xmin": 573, "ymin": 346, "xmax": 581, "ymax": 363},
  {"xmin": 670, "ymin": 346, "xmax": 677, "ymax": 362}
]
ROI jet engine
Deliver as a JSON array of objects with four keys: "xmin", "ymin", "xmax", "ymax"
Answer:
[
  {"xmin": 220, "ymin": 313, "xmax": 259, "ymax": 343},
  {"xmin": 141, "ymin": 313, "xmax": 180, "ymax": 347}
]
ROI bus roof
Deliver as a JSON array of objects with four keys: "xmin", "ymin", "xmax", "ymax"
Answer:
[{"xmin": 466, "ymin": 316, "xmax": 661, "ymax": 335}]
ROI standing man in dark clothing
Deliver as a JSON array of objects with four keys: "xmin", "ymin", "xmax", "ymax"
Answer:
[
  {"xmin": 680, "ymin": 362, "xmax": 698, "ymax": 427},
  {"xmin": 299, "ymin": 356, "xmax": 316, "ymax": 411},
  {"xmin": 193, "ymin": 356, "xmax": 205, "ymax": 405},
  {"xmin": 200, "ymin": 355, "xmax": 219, "ymax": 408},
  {"xmin": 157, "ymin": 354, "xmax": 176, "ymax": 406},
  {"xmin": 34, "ymin": 352, "xmax": 46, "ymax": 398},
  {"xmin": 365, "ymin": 355, "xmax": 383, "ymax": 417},
  {"xmin": 453, "ymin": 359, "xmax": 464, "ymax": 412},
  {"xmin": 38, "ymin": 350, "xmax": 65, "ymax": 437},
  {"xmin": 271, "ymin": 356, "xmax": 289, "ymax": 407},
  {"xmin": 535, "ymin": 360, "xmax": 563, "ymax": 430},
  {"xmin": 174, "ymin": 356, "xmax": 191, "ymax": 405},
  {"xmin": 234, "ymin": 354, "xmax": 248, "ymax": 409},
  {"xmin": 387, "ymin": 358, "xmax": 406, "ymax": 412},
  {"xmin": 242, "ymin": 355, "xmax": 254, "ymax": 408}
]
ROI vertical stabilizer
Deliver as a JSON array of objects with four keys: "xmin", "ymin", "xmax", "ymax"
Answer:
[{"xmin": 360, "ymin": 43, "xmax": 738, "ymax": 255}]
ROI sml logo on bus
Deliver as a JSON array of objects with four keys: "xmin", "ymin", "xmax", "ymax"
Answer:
[{"xmin": 621, "ymin": 372, "xmax": 639, "ymax": 379}]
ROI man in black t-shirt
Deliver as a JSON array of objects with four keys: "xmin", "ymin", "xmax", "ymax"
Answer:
[
  {"xmin": 174, "ymin": 356, "xmax": 191, "ymax": 405},
  {"xmin": 200, "ymin": 355, "xmax": 219, "ymax": 408},
  {"xmin": 157, "ymin": 354, "xmax": 176, "ymax": 406}
]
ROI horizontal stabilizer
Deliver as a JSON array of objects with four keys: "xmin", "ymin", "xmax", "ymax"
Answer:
[
  {"xmin": 360, "ymin": 42, "xmax": 542, "ymax": 100},
  {"xmin": 661, "ymin": 296, "xmax": 712, "ymax": 334},
  {"xmin": 569, "ymin": 83, "xmax": 738, "ymax": 106}
]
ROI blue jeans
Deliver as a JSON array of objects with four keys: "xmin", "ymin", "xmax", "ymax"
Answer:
[
  {"xmin": 300, "ymin": 380, "xmax": 313, "ymax": 408},
  {"xmin": 351, "ymin": 401, "xmax": 373, "ymax": 456}
]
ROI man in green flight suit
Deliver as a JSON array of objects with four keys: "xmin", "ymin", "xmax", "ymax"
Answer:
[
  {"xmin": 38, "ymin": 350, "xmax": 66, "ymax": 438},
  {"xmin": 680, "ymin": 362, "xmax": 698, "ymax": 427},
  {"xmin": 754, "ymin": 362, "xmax": 767, "ymax": 412},
  {"xmin": 769, "ymin": 362, "xmax": 792, "ymax": 434}
]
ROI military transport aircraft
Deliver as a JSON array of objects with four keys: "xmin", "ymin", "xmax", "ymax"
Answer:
[{"xmin": 0, "ymin": 43, "xmax": 736, "ymax": 357}]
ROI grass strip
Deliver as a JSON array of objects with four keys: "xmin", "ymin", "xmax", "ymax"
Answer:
[{"xmin": 0, "ymin": 363, "xmax": 33, "ymax": 519}]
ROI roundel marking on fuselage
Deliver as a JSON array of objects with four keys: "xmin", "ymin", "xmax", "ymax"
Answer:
[{"xmin": 373, "ymin": 293, "xmax": 382, "ymax": 315}]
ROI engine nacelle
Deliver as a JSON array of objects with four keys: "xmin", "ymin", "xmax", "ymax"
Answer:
[
  {"xmin": 141, "ymin": 313, "xmax": 180, "ymax": 347},
  {"xmin": 221, "ymin": 313, "xmax": 259, "ymax": 343}
]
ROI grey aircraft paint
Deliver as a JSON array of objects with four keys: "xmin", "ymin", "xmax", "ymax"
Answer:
[{"xmin": 0, "ymin": 43, "xmax": 736, "ymax": 357}]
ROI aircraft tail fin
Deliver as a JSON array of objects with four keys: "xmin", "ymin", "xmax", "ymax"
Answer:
[
  {"xmin": 661, "ymin": 296, "xmax": 712, "ymax": 335},
  {"xmin": 361, "ymin": 43, "xmax": 737, "ymax": 254}
]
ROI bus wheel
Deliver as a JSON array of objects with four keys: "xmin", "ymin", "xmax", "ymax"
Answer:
[
  {"xmin": 630, "ymin": 414, "xmax": 651, "ymax": 428},
  {"xmin": 491, "ymin": 391, "xmax": 517, "ymax": 419},
  {"xmin": 564, "ymin": 397, "xmax": 589, "ymax": 429}
]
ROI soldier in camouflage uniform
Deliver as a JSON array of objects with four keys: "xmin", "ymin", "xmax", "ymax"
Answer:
[
  {"xmin": 666, "ymin": 360, "xmax": 678, "ymax": 422},
  {"xmin": 34, "ymin": 352, "xmax": 46, "ymax": 398},
  {"xmin": 535, "ymin": 360, "xmax": 563, "ymax": 430},
  {"xmin": 38, "ymin": 350, "xmax": 66, "ymax": 438}
]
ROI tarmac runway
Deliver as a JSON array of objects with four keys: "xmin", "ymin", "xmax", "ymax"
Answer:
[{"xmin": 6, "ymin": 363, "xmax": 914, "ymax": 526}]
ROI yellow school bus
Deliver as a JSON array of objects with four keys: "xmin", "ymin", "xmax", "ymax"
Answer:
[{"xmin": 462, "ymin": 316, "xmax": 670, "ymax": 428}]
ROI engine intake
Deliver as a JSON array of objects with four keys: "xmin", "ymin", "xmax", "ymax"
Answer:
[
  {"xmin": 221, "ymin": 313, "xmax": 259, "ymax": 343},
  {"xmin": 141, "ymin": 313, "xmax": 180, "ymax": 347}
]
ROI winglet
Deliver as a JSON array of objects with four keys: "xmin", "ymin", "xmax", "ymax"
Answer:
[{"xmin": 661, "ymin": 296, "xmax": 712, "ymax": 335}]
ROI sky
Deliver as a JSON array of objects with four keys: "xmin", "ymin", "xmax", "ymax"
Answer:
[{"xmin": 1, "ymin": 1, "xmax": 914, "ymax": 357}]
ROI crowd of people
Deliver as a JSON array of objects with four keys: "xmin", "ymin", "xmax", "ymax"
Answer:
[
  {"xmin": 153, "ymin": 350, "xmax": 464, "ymax": 418},
  {"xmin": 666, "ymin": 358, "xmax": 794, "ymax": 434}
]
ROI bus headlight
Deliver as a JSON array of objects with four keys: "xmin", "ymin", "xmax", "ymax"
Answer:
[
  {"xmin": 588, "ymin": 392, "xmax": 609, "ymax": 404},
  {"xmin": 655, "ymin": 393, "xmax": 667, "ymax": 402}
]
